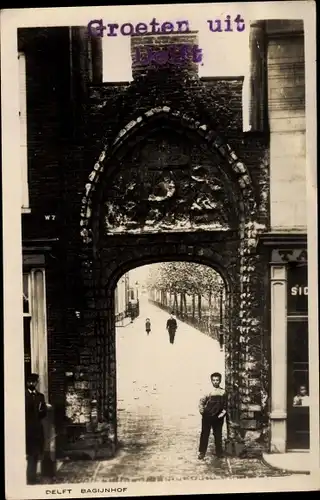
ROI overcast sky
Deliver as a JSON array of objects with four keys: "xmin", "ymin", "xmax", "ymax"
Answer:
[{"xmin": 129, "ymin": 264, "xmax": 157, "ymax": 286}]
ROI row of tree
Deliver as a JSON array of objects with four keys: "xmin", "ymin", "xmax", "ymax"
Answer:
[{"xmin": 147, "ymin": 262, "xmax": 226, "ymax": 322}]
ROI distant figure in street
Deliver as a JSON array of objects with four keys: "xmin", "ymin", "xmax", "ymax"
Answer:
[
  {"xmin": 130, "ymin": 309, "xmax": 135, "ymax": 323},
  {"xmin": 25, "ymin": 373, "xmax": 47, "ymax": 484},
  {"xmin": 219, "ymin": 330, "xmax": 224, "ymax": 351},
  {"xmin": 128, "ymin": 301, "xmax": 134, "ymax": 323},
  {"xmin": 166, "ymin": 312, "xmax": 177, "ymax": 344},
  {"xmin": 145, "ymin": 318, "xmax": 151, "ymax": 335},
  {"xmin": 198, "ymin": 372, "xmax": 227, "ymax": 460},
  {"xmin": 293, "ymin": 384, "xmax": 310, "ymax": 407}
]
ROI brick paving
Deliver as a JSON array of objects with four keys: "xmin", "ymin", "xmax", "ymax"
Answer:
[{"xmin": 44, "ymin": 300, "xmax": 295, "ymax": 483}]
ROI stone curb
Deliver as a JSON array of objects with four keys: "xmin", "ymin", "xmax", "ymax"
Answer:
[{"xmin": 261, "ymin": 454, "xmax": 309, "ymax": 475}]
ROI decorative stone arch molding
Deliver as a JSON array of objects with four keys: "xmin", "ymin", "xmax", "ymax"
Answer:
[
  {"xmin": 80, "ymin": 104, "xmax": 266, "ymax": 377},
  {"xmin": 80, "ymin": 106, "xmax": 260, "ymax": 246}
]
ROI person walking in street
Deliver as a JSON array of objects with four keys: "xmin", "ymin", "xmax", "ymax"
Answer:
[
  {"xmin": 25, "ymin": 373, "xmax": 47, "ymax": 484},
  {"xmin": 166, "ymin": 311, "xmax": 177, "ymax": 344},
  {"xmin": 128, "ymin": 301, "xmax": 135, "ymax": 323},
  {"xmin": 198, "ymin": 372, "xmax": 227, "ymax": 460},
  {"xmin": 130, "ymin": 309, "xmax": 135, "ymax": 322},
  {"xmin": 145, "ymin": 317, "xmax": 151, "ymax": 335}
]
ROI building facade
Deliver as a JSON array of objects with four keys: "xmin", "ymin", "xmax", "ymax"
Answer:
[
  {"xmin": 114, "ymin": 273, "xmax": 130, "ymax": 324},
  {"xmin": 19, "ymin": 19, "xmax": 308, "ymax": 459},
  {"xmin": 257, "ymin": 20, "xmax": 308, "ymax": 452}
]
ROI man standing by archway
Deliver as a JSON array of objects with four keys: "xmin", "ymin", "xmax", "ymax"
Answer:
[
  {"xmin": 166, "ymin": 311, "xmax": 178, "ymax": 344},
  {"xmin": 198, "ymin": 372, "xmax": 227, "ymax": 460}
]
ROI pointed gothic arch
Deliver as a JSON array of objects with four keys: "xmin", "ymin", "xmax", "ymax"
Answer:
[{"xmin": 80, "ymin": 106, "xmax": 259, "ymax": 246}]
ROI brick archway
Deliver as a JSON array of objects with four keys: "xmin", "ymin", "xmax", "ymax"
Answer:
[{"xmin": 76, "ymin": 107, "xmax": 268, "ymax": 457}]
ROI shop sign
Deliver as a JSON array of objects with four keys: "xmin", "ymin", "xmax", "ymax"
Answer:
[{"xmin": 287, "ymin": 263, "xmax": 308, "ymax": 315}]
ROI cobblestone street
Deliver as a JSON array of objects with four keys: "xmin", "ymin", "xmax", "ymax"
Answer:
[{"xmin": 49, "ymin": 299, "xmax": 294, "ymax": 483}]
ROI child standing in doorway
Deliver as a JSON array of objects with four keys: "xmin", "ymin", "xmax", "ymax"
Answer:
[{"xmin": 293, "ymin": 384, "xmax": 310, "ymax": 406}]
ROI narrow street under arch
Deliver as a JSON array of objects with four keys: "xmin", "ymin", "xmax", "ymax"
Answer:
[{"xmin": 115, "ymin": 262, "xmax": 227, "ymax": 477}]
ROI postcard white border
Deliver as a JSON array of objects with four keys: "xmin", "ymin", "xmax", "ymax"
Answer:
[{"xmin": 1, "ymin": 2, "xmax": 319, "ymax": 498}]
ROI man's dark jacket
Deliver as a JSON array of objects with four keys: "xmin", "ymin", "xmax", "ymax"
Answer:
[
  {"xmin": 25, "ymin": 389, "xmax": 47, "ymax": 456},
  {"xmin": 166, "ymin": 318, "xmax": 177, "ymax": 331}
]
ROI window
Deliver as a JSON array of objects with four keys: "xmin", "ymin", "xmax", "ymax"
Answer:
[
  {"xmin": 23, "ymin": 269, "xmax": 48, "ymax": 400},
  {"xmin": 18, "ymin": 52, "xmax": 30, "ymax": 212}
]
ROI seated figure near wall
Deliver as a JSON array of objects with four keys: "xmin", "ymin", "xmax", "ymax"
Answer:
[{"xmin": 293, "ymin": 385, "xmax": 310, "ymax": 407}]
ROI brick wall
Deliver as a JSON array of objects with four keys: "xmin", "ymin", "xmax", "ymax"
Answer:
[
  {"xmin": 20, "ymin": 29, "xmax": 70, "ymax": 425},
  {"xmin": 87, "ymin": 75, "xmax": 269, "ymax": 228},
  {"xmin": 19, "ymin": 27, "xmax": 95, "ymax": 437}
]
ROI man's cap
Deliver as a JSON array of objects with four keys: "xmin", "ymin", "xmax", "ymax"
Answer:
[{"xmin": 27, "ymin": 373, "xmax": 39, "ymax": 382}]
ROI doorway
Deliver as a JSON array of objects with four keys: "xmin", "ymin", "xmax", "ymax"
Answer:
[{"xmin": 287, "ymin": 318, "xmax": 310, "ymax": 450}]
